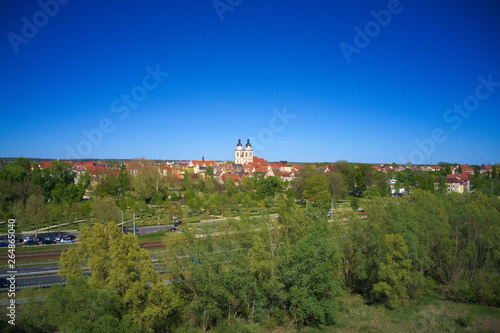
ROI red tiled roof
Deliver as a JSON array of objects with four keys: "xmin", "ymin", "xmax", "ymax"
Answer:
[
  {"xmin": 253, "ymin": 156, "xmax": 266, "ymax": 165},
  {"xmin": 38, "ymin": 161, "xmax": 52, "ymax": 169},
  {"xmin": 190, "ymin": 161, "xmax": 218, "ymax": 167}
]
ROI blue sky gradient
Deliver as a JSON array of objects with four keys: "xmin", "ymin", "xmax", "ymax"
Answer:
[{"xmin": 1, "ymin": 0, "xmax": 499, "ymax": 164}]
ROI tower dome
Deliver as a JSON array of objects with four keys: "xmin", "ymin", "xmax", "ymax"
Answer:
[
  {"xmin": 236, "ymin": 139, "xmax": 243, "ymax": 151},
  {"xmin": 234, "ymin": 138, "xmax": 253, "ymax": 164}
]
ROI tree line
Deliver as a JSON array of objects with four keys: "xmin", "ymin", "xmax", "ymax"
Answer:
[
  {"xmin": 2, "ymin": 189, "xmax": 499, "ymax": 332},
  {"xmin": 1, "ymin": 158, "xmax": 498, "ymax": 229}
]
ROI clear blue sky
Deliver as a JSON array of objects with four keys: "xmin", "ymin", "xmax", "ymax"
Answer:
[{"xmin": 1, "ymin": 0, "xmax": 499, "ymax": 164}]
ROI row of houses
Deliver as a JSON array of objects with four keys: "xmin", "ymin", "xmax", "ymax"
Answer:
[
  {"xmin": 35, "ymin": 158, "xmax": 493, "ymax": 194},
  {"xmin": 35, "ymin": 158, "xmax": 302, "ymax": 186},
  {"xmin": 371, "ymin": 163, "xmax": 493, "ymax": 175},
  {"xmin": 155, "ymin": 157, "xmax": 301, "ymax": 185}
]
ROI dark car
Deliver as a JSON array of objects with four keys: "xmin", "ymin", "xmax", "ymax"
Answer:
[
  {"xmin": 169, "ymin": 227, "xmax": 177, "ymax": 232},
  {"xmin": 0, "ymin": 278, "xmax": 11, "ymax": 288},
  {"xmin": 174, "ymin": 220, "xmax": 182, "ymax": 227},
  {"xmin": 0, "ymin": 242, "xmax": 8, "ymax": 248},
  {"xmin": 42, "ymin": 239, "xmax": 56, "ymax": 245},
  {"xmin": 65, "ymin": 235, "xmax": 76, "ymax": 240},
  {"xmin": 23, "ymin": 240, "xmax": 38, "ymax": 246},
  {"xmin": 35, "ymin": 236, "xmax": 45, "ymax": 242}
]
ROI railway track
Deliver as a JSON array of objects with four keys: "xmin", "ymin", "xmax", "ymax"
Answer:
[
  {"xmin": 0, "ymin": 241, "xmax": 166, "ymax": 262},
  {"xmin": 140, "ymin": 241, "xmax": 165, "ymax": 250},
  {"xmin": 0, "ymin": 251, "xmax": 62, "ymax": 263}
]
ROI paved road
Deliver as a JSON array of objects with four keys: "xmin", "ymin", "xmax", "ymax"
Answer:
[
  {"xmin": 15, "ymin": 274, "xmax": 67, "ymax": 288},
  {"xmin": 137, "ymin": 214, "xmax": 279, "ymax": 235},
  {"xmin": 1, "ymin": 262, "xmax": 166, "ymax": 290},
  {"xmin": 0, "ymin": 265, "xmax": 58, "ymax": 277}
]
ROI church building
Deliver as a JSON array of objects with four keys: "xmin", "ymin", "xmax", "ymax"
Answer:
[{"xmin": 234, "ymin": 139, "xmax": 253, "ymax": 164}]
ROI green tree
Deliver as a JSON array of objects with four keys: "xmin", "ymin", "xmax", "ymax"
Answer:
[
  {"xmin": 117, "ymin": 164, "xmax": 131, "ymax": 196},
  {"xmin": 60, "ymin": 223, "xmax": 158, "ymax": 293},
  {"xmin": 46, "ymin": 277, "xmax": 138, "ymax": 333},
  {"xmin": 90, "ymin": 197, "xmax": 121, "ymax": 223},
  {"xmin": 17, "ymin": 288, "xmax": 56, "ymax": 333},
  {"xmin": 224, "ymin": 177, "xmax": 238, "ymax": 197},
  {"xmin": 256, "ymin": 176, "xmax": 282, "ymax": 199},
  {"xmin": 372, "ymin": 234, "xmax": 413, "ymax": 308},
  {"xmin": 329, "ymin": 170, "xmax": 348, "ymax": 200},
  {"xmin": 277, "ymin": 216, "xmax": 342, "ymax": 326},
  {"xmin": 205, "ymin": 165, "xmax": 214, "ymax": 177},
  {"xmin": 93, "ymin": 176, "xmax": 120, "ymax": 197},
  {"xmin": 0, "ymin": 157, "xmax": 31, "ymax": 183},
  {"xmin": 21, "ymin": 194, "xmax": 49, "ymax": 236},
  {"xmin": 302, "ymin": 173, "xmax": 331, "ymax": 208},
  {"xmin": 131, "ymin": 163, "xmax": 164, "ymax": 202},
  {"xmin": 59, "ymin": 223, "xmax": 182, "ymax": 332}
]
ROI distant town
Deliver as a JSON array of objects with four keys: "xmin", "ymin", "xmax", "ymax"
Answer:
[
  {"xmin": 0, "ymin": 139, "xmax": 498, "ymax": 332},
  {"xmin": 2, "ymin": 139, "xmax": 496, "ymax": 196}
]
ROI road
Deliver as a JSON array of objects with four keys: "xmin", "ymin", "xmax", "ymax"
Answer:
[
  {"xmin": 0, "ymin": 265, "xmax": 58, "ymax": 277},
  {"xmin": 0, "ymin": 214, "xmax": 278, "ymax": 290},
  {"xmin": 1, "ymin": 261, "xmax": 166, "ymax": 290}
]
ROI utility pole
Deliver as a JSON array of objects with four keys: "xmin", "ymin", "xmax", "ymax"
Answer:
[{"xmin": 133, "ymin": 212, "xmax": 136, "ymax": 236}]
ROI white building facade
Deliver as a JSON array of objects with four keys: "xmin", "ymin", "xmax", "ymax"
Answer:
[{"xmin": 234, "ymin": 139, "xmax": 253, "ymax": 164}]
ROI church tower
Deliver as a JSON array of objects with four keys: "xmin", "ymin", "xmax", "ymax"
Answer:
[{"xmin": 234, "ymin": 139, "xmax": 253, "ymax": 164}]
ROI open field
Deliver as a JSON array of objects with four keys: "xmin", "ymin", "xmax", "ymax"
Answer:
[{"xmin": 307, "ymin": 294, "xmax": 500, "ymax": 333}]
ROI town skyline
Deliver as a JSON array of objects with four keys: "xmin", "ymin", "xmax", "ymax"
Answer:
[{"xmin": 1, "ymin": 136, "xmax": 499, "ymax": 166}]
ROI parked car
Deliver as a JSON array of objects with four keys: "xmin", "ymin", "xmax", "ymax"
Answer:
[
  {"xmin": 60, "ymin": 238, "xmax": 74, "ymax": 244},
  {"xmin": 0, "ymin": 278, "xmax": 12, "ymax": 288},
  {"xmin": 44, "ymin": 236, "xmax": 55, "ymax": 242},
  {"xmin": 23, "ymin": 236, "xmax": 33, "ymax": 243},
  {"xmin": 169, "ymin": 227, "xmax": 177, "ymax": 232},
  {"xmin": 23, "ymin": 240, "xmax": 38, "ymax": 246},
  {"xmin": 55, "ymin": 235, "xmax": 64, "ymax": 242},
  {"xmin": 42, "ymin": 239, "xmax": 56, "ymax": 245},
  {"xmin": 65, "ymin": 234, "xmax": 76, "ymax": 240},
  {"xmin": 174, "ymin": 220, "xmax": 182, "ymax": 227},
  {"xmin": 0, "ymin": 242, "xmax": 8, "ymax": 248},
  {"xmin": 35, "ymin": 236, "xmax": 45, "ymax": 243}
]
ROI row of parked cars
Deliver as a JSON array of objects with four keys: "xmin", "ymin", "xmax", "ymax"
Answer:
[
  {"xmin": 169, "ymin": 219, "xmax": 183, "ymax": 233},
  {"xmin": 22, "ymin": 234, "xmax": 76, "ymax": 246}
]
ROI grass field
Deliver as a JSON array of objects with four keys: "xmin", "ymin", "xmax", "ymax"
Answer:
[{"xmin": 323, "ymin": 294, "xmax": 500, "ymax": 333}]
